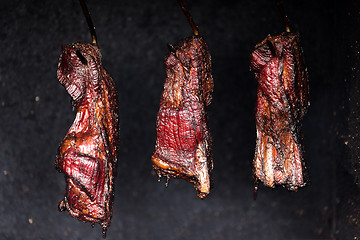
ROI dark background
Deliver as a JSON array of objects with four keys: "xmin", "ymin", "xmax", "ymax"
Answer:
[{"xmin": 0, "ymin": 0, "xmax": 358, "ymax": 239}]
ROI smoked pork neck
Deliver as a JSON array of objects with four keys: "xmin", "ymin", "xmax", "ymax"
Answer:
[
  {"xmin": 251, "ymin": 32, "xmax": 309, "ymax": 190},
  {"xmin": 152, "ymin": 36, "xmax": 214, "ymax": 199}
]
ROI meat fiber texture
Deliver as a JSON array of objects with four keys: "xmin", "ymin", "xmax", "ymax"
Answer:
[
  {"xmin": 250, "ymin": 32, "xmax": 309, "ymax": 190},
  {"xmin": 56, "ymin": 42, "xmax": 119, "ymax": 237},
  {"xmin": 152, "ymin": 36, "xmax": 214, "ymax": 199}
]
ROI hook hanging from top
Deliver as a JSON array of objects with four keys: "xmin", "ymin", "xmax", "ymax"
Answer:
[
  {"xmin": 177, "ymin": 0, "xmax": 199, "ymax": 36},
  {"xmin": 79, "ymin": 0, "xmax": 98, "ymax": 44},
  {"xmin": 277, "ymin": 2, "xmax": 291, "ymax": 33}
]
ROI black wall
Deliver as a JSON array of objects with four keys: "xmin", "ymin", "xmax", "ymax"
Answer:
[{"xmin": 0, "ymin": 0, "xmax": 356, "ymax": 239}]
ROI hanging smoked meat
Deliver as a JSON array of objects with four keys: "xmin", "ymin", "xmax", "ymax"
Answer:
[
  {"xmin": 55, "ymin": 0, "xmax": 119, "ymax": 237},
  {"xmin": 250, "ymin": 6, "xmax": 309, "ymax": 190},
  {"xmin": 251, "ymin": 9, "xmax": 309, "ymax": 192},
  {"xmin": 151, "ymin": 0, "xmax": 214, "ymax": 199}
]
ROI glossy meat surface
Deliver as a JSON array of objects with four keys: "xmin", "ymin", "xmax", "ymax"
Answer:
[
  {"xmin": 56, "ymin": 42, "xmax": 119, "ymax": 236},
  {"xmin": 250, "ymin": 32, "xmax": 309, "ymax": 190},
  {"xmin": 151, "ymin": 36, "xmax": 213, "ymax": 199}
]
